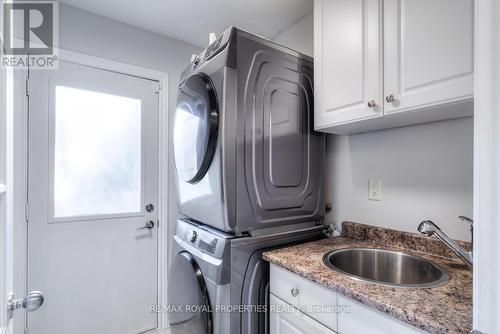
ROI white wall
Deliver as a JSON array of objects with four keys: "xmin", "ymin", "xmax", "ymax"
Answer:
[
  {"xmin": 273, "ymin": 12, "xmax": 473, "ymax": 241},
  {"xmin": 326, "ymin": 118, "xmax": 473, "ymax": 240},
  {"xmin": 273, "ymin": 13, "xmax": 313, "ymax": 56}
]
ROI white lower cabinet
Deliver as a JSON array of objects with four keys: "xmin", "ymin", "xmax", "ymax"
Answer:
[
  {"xmin": 270, "ymin": 294, "xmax": 338, "ymax": 334},
  {"xmin": 337, "ymin": 295, "xmax": 425, "ymax": 334},
  {"xmin": 270, "ymin": 265, "xmax": 338, "ymax": 329},
  {"xmin": 269, "ymin": 264, "xmax": 425, "ymax": 334}
]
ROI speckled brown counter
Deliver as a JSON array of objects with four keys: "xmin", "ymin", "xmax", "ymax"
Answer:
[{"xmin": 263, "ymin": 222, "xmax": 472, "ymax": 334}]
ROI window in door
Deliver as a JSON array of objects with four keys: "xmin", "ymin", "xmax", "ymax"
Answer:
[{"xmin": 52, "ymin": 85, "xmax": 143, "ymax": 219}]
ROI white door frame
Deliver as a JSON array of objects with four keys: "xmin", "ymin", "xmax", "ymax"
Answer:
[
  {"xmin": 0, "ymin": 1, "xmax": 9, "ymax": 330},
  {"xmin": 473, "ymin": 0, "xmax": 500, "ymax": 332},
  {"xmin": 1, "ymin": 46, "xmax": 170, "ymax": 333}
]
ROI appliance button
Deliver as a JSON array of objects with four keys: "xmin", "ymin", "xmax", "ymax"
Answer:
[
  {"xmin": 193, "ymin": 56, "xmax": 200, "ymax": 68},
  {"xmin": 188, "ymin": 230, "xmax": 197, "ymax": 242}
]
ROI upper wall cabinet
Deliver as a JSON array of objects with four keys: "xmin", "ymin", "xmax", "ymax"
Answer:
[
  {"xmin": 384, "ymin": 0, "xmax": 474, "ymax": 113},
  {"xmin": 314, "ymin": 0, "xmax": 474, "ymax": 134},
  {"xmin": 313, "ymin": 0, "xmax": 383, "ymax": 126}
]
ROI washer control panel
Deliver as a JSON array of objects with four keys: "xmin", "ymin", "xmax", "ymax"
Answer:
[
  {"xmin": 176, "ymin": 219, "xmax": 230, "ymax": 259},
  {"xmin": 198, "ymin": 238, "xmax": 218, "ymax": 254},
  {"xmin": 188, "ymin": 230, "xmax": 197, "ymax": 242}
]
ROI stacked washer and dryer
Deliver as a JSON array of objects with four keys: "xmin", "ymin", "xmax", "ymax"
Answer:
[{"xmin": 168, "ymin": 27, "xmax": 325, "ymax": 334}]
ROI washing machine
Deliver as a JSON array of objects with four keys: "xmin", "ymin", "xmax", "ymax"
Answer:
[
  {"xmin": 167, "ymin": 218, "xmax": 325, "ymax": 334},
  {"xmin": 173, "ymin": 27, "xmax": 324, "ymax": 235}
]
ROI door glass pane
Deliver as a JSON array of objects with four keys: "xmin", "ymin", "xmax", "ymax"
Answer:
[{"xmin": 54, "ymin": 85, "xmax": 142, "ymax": 218}]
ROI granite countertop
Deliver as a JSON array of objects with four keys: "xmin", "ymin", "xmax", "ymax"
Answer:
[{"xmin": 262, "ymin": 222, "xmax": 472, "ymax": 334}]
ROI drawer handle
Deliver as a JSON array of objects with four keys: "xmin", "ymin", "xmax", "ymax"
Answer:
[
  {"xmin": 385, "ymin": 94, "xmax": 395, "ymax": 103},
  {"xmin": 290, "ymin": 288, "xmax": 299, "ymax": 297},
  {"xmin": 367, "ymin": 100, "xmax": 377, "ymax": 108}
]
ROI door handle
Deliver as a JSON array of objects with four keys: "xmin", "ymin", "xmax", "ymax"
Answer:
[
  {"xmin": 7, "ymin": 291, "xmax": 44, "ymax": 319},
  {"xmin": 137, "ymin": 220, "xmax": 155, "ymax": 231}
]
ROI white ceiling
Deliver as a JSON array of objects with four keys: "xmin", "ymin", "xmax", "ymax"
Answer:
[{"xmin": 59, "ymin": 0, "xmax": 313, "ymax": 47}]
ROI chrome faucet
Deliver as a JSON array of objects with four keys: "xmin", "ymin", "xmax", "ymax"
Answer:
[{"xmin": 418, "ymin": 217, "xmax": 473, "ymax": 270}]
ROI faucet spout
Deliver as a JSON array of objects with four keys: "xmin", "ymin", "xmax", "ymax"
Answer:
[{"xmin": 418, "ymin": 220, "xmax": 473, "ymax": 270}]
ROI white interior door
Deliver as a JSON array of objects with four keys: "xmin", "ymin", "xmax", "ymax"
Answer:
[{"xmin": 27, "ymin": 60, "xmax": 159, "ymax": 334}]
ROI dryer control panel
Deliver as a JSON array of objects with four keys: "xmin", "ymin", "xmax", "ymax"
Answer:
[
  {"xmin": 204, "ymin": 35, "xmax": 223, "ymax": 60},
  {"xmin": 190, "ymin": 28, "xmax": 231, "ymax": 71}
]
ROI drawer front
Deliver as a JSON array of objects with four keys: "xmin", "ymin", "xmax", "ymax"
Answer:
[
  {"xmin": 270, "ymin": 294, "xmax": 338, "ymax": 334},
  {"xmin": 338, "ymin": 295, "xmax": 425, "ymax": 334},
  {"xmin": 270, "ymin": 264, "xmax": 337, "ymax": 330},
  {"xmin": 270, "ymin": 264, "xmax": 300, "ymax": 307}
]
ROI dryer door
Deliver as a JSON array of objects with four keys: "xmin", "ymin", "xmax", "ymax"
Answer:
[
  {"xmin": 174, "ymin": 74, "xmax": 219, "ymax": 184},
  {"xmin": 168, "ymin": 252, "xmax": 212, "ymax": 334}
]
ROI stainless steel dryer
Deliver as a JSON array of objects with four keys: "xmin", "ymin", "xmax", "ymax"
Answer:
[
  {"xmin": 167, "ymin": 218, "xmax": 325, "ymax": 334},
  {"xmin": 173, "ymin": 27, "xmax": 324, "ymax": 234}
]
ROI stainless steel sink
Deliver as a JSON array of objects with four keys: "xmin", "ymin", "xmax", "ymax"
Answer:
[{"xmin": 323, "ymin": 248, "xmax": 450, "ymax": 288}]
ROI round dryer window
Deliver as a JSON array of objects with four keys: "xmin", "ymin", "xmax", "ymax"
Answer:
[{"xmin": 173, "ymin": 74, "xmax": 219, "ymax": 184}]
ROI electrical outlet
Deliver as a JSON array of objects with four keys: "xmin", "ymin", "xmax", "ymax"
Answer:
[{"xmin": 368, "ymin": 180, "xmax": 382, "ymax": 201}]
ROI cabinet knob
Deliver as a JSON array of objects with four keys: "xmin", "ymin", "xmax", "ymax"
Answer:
[
  {"xmin": 290, "ymin": 288, "xmax": 299, "ymax": 297},
  {"xmin": 385, "ymin": 94, "xmax": 395, "ymax": 103},
  {"xmin": 367, "ymin": 100, "xmax": 377, "ymax": 108}
]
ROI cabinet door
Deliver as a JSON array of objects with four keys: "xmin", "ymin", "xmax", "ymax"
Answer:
[
  {"xmin": 270, "ymin": 265, "xmax": 338, "ymax": 330},
  {"xmin": 337, "ymin": 295, "xmax": 424, "ymax": 334},
  {"xmin": 384, "ymin": 0, "xmax": 474, "ymax": 114},
  {"xmin": 270, "ymin": 294, "xmax": 337, "ymax": 334},
  {"xmin": 314, "ymin": 0, "xmax": 383, "ymax": 130}
]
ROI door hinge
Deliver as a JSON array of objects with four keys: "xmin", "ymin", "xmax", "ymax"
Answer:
[
  {"xmin": 25, "ymin": 76, "xmax": 30, "ymax": 96},
  {"xmin": 24, "ymin": 202, "xmax": 30, "ymax": 222},
  {"xmin": 154, "ymin": 81, "xmax": 161, "ymax": 94}
]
